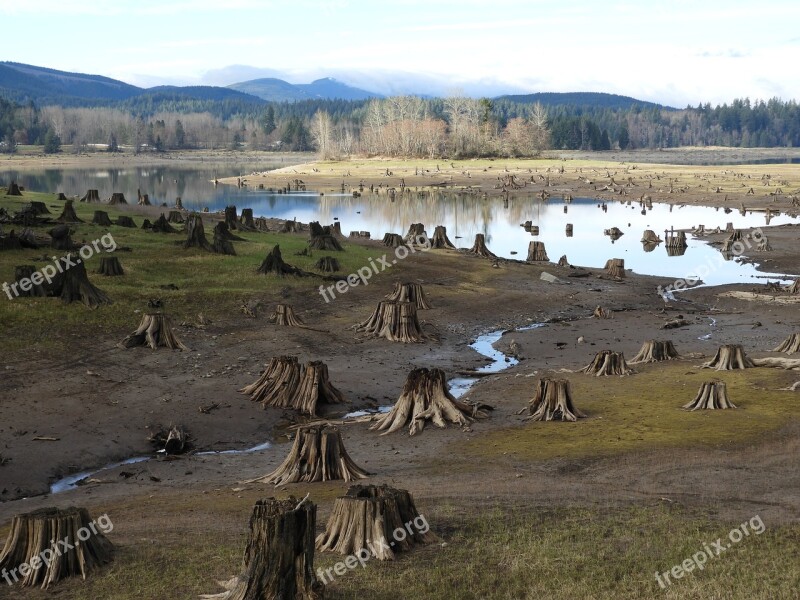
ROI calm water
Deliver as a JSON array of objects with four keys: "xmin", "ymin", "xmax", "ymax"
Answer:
[{"xmin": 3, "ymin": 163, "xmax": 798, "ymax": 286}]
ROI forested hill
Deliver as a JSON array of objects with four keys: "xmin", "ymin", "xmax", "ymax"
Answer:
[{"xmin": 497, "ymin": 91, "xmax": 670, "ymax": 111}]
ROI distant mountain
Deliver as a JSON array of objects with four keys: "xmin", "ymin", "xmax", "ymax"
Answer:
[
  {"xmin": 229, "ymin": 77, "xmax": 381, "ymax": 102},
  {"xmin": 495, "ymin": 91, "xmax": 672, "ymax": 110},
  {"xmin": 144, "ymin": 85, "xmax": 264, "ymax": 102}
]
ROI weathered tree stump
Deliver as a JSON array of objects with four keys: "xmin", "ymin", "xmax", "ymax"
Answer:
[
  {"xmin": 55, "ymin": 258, "xmax": 112, "ymax": 308},
  {"xmin": 23, "ymin": 201, "xmax": 50, "ymax": 215},
  {"xmin": 183, "ymin": 214, "xmax": 213, "ymax": 250},
  {"xmin": 524, "ymin": 377, "xmax": 585, "ymax": 421},
  {"xmin": 151, "ymin": 214, "xmax": 178, "ymax": 233},
  {"xmin": 141, "ymin": 218, "xmax": 152, "ymax": 230},
  {"xmin": 115, "ymin": 216, "xmax": 136, "ymax": 228},
  {"xmin": 683, "ymin": 380, "xmax": 736, "ymax": 410},
  {"xmin": 212, "ymin": 222, "xmax": 237, "ymax": 255},
  {"xmin": 605, "ymin": 258, "xmax": 625, "ymax": 278},
  {"xmin": 382, "ymin": 233, "xmax": 405, "ymax": 248},
  {"xmin": 148, "ymin": 425, "xmax": 189, "ymax": 454},
  {"xmin": 257, "ymin": 245, "xmax": 307, "ymax": 276},
  {"xmin": 137, "ymin": 189, "xmax": 150, "ymax": 206},
  {"xmin": 92, "ymin": 210, "xmax": 113, "ymax": 226},
  {"xmin": 581, "ymin": 350, "xmax": 631, "ymax": 376},
  {"xmin": 239, "ymin": 208, "xmax": 256, "ymax": 230},
  {"xmin": 79, "ymin": 189, "xmax": 100, "ymax": 202},
  {"xmin": 371, "ymin": 367, "xmax": 492, "ymax": 435},
  {"xmin": 120, "ymin": 313, "xmax": 187, "ymax": 350},
  {"xmin": 665, "ymin": 231, "xmax": 687, "ymax": 248},
  {"xmin": 604, "ymin": 226, "xmax": 624, "ymax": 240},
  {"xmin": 384, "ymin": 282, "xmax": 431, "ymax": 309},
  {"xmin": 48, "ymin": 224, "xmax": 74, "ymax": 250},
  {"xmin": 224, "ymin": 205, "xmax": 238, "ymax": 230},
  {"xmin": 702, "ymin": 344, "xmax": 754, "ymax": 370},
  {"xmin": 167, "ymin": 210, "xmax": 184, "ymax": 224},
  {"xmin": 269, "ymin": 304, "xmax": 307, "ymax": 327},
  {"xmin": 786, "ymin": 279, "xmax": 799, "ymax": 294},
  {"xmin": 17, "ymin": 228, "xmax": 38, "ymax": 249},
  {"xmin": 309, "ymin": 233, "xmax": 343, "ymax": 251},
  {"xmin": 97, "ymin": 256, "xmax": 124, "ymax": 276},
  {"xmin": 0, "ymin": 507, "xmax": 114, "ymax": 588},
  {"xmin": 592, "ymin": 305, "xmax": 612, "ymax": 319},
  {"xmin": 6, "ymin": 181, "xmax": 22, "ymax": 196},
  {"xmin": 526, "ymin": 241, "xmax": 549, "ymax": 262},
  {"xmin": 557, "ymin": 255, "xmax": 570, "ymax": 267},
  {"xmin": 404, "ymin": 223, "xmax": 428, "ymax": 244},
  {"xmin": 13, "ymin": 266, "xmax": 47, "ymax": 296},
  {"xmin": 201, "ymin": 498, "xmax": 324, "ymax": 600},
  {"xmin": 641, "ymin": 229, "xmax": 662, "ymax": 243},
  {"xmin": 429, "ymin": 225, "xmax": 455, "ymax": 249},
  {"xmin": 467, "ymin": 233, "xmax": 497, "ymax": 258},
  {"xmin": 240, "ymin": 357, "xmax": 344, "ymax": 416},
  {"xmin": 328, "ymin": 221, "xmax": 344, "ymax": 239},
  {"xmin": 355, "ymin": 300, "xmax": 425, "ymax": 343},
  {"xmin": 314, "ymin": 256, "xmax": 340, "ymax": 272},
  {"xmin": 56, "ymin": 200, "xmax": 83, "ymax": 223},
  {"xmin": 107, "ymin": 192, "xmax": 126, "ymax": 205},
  {"xmin": 349, "ymin": 230, "xmax": 371, "ymax": 239},
  {"xmin": 773, "ymin": 333, "xmax": 800, "ymax": 355},
  {"xmin": 55, "ymin": 192, "xmax": 67, "ymax": 201},
  {"xmin": 629, "ymin": 340, "xmax": 680, "ymax": 364},
  {"xmin": 316, "ymin": 484, "xmax": 436, "ymax": 560},
  {"xmin": 0, "ymin": 230, "xmax": 22, "ymax": 251},
  {"xmin": 281, "ymin": 219, "xmax": 302, "ymax": 233},
  {"xmin": 247, "ymin": 425, "xmax": 368, "ymax": 485}
]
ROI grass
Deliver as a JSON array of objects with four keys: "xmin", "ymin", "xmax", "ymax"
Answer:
[
  {"xmin": 0, "ymin": 189, "xmax": 391, "ymax": 353},
  {"xmin": 458, "ymin": 361, "xmax": 800, "ymax": 461}
]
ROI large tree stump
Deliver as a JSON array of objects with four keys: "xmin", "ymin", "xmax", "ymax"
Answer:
[
  {"xmin": 23, "ymin": 201, "xmax": 50, "ymax": 215},
  {"xmin": 56, "ymin": 200, "xmax": 83, "ymax": 223},
  {"xmin": 629, "ymin": 340, "xmax": 680, "ymax": 364},
  {"xmin": 683, "ymin": 380, "xmax": 736, "ymax": 410},
  {"xmin": 384, "ymin": 282, "xmax": 431, "ymax": 309},
  {"xmin": 107, "ymin": 192, "xmax": 126, "ymax": 205},
  {"xmin": 55, "ymin": 258, "xmax": 112, "ymax": 308},
  {"xmin": 212, "ymin": 222, "xmax": 237, "ymax": 255},
  {"xmin": 467, "ymin": 233, "xmax": 497, "ymax": 258},
  {"xmin": 120, "ymin": 313, "xmax": 187, "ymax": 350},
  {"xmin": 240, "ymin": 357, "xmax": 344, "ymax": 416},
  {"xmin": 257, "ymin": 245, "xmax": 307, "ymax": 276},
  {"xmin": 309, "ymin": 233, "xmax": 343, "ymax": 251},
  {"xmin": 316, "ymin": 484, "xmax": 436, "ymax": 560},
  {"xmin": 239, "ymin": 208, "xmax": 256, "ymax": 230},
  {"xmin": 6, "ymin": 181, "xmax": 22, "ymax": 196},
  {"xmin": 115, "ymin": 216, "xmax": 136, "ymax": 228},
  {"xmin": 605, "ymin": 258, "xmax": 625, "ymax": 278},
  {"xmin": 224, "ymin": 205, "xmax": 238, "ymax": 230},
  {"xmin": 524, "ymin": 377, "xmax": 585, "ymax": 421},
  {"xmin": 581, "ymin": 350, "xmax": 631, "ymax": 376},
  {"xmin": 80, "ymin": 189, "xmax": 100, "ymax": 202},
  {"xmin": 0, "ymin": 507, "xmax": 114, "ymax": 588},
  {"xmin": 382, "ymin": 233, "xmax": 405, "ymax": 248},
  {"xmin": 355, "ymin": 300, "xmax": 426, "ymax": 343},
  {"xmin": 526, "ymin": 241, "xmax": 549, "ymax": 262},
  {"xmin": 48, "ymin": 224, "xmax": 74, "ymax": 250},
  {"xmin": 184, "ymin": 214, "xmax": 213, "ymax": 251},
  {"xmin": 404, "ymin": 223, "xmax": 428, "ymax": 244},
  {"xmin": 97, "ymin": 256, "xmax": 124, "ymax": 276},
  {"xmin": 773, "ymin": 334, "xmax": 800, "ymax": 355},
  {"xmin": 371, "ymin": 367, "xmax": 492, "ymax": 435},
  {"xmin": 314, "ymin": 256, "xmax": 340, "ymax": 272},
  {"xmin": 269, "ymin": 304, "xmax": 307, "ymax": 327},
  {"xmin": 429, "ymin": 225, "xmax": 455, "ymax": 249},
  {"xmin": 702, "ymin": 344, "xmax": 754, "ymax": 370},
  {"xmin": 13, "ymin": 266, "xmax": 47, "ymax": 296},
  {"xmin": 92, "ymin": 210, "xmax": 113, "ymax": 226},
  {"xmin": 167, "ymin": 210, "xmax": 184, "ymax": 224},
  {"xmin": 247, "ymin": 425, "xmax": 368, "ymax": 485},
  {"xmin": 151, "ymin": 214, "xmax": 178, "ymax": 233},
  {"xmin": 201, "ymin": 498, "xmax": 324, "ymax": 600}
]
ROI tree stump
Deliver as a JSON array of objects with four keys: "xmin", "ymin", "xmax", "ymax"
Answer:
[
  {"xmin": 175, "ymin": 197, "xmax": 183, "ymax": 209},
  {"xmin": 404, "ymin": 223, "xmax": 428, "ymax": 244},
  {"xmin": 56, "ymin": 192, "xmax": 67, "ymax": 201},
  {"xmin": 524, "ymin": 377, "xmax": 585, "ymax": 421},
  {"xmin": 257, "ymin": 245, "xmax": 307, "ymax": 276},
  {"xmin": 281, "ymin": 220, "xmax": 302, "ymax": 233},
  {"xmin": 629, "ymin": 340, "xmax": 680, "ymax": 364},
  {"xmin": 314, "ymin": 256, "xmax": 340, "ymax": 272},
  {"xmin": 224, "ymin": 205, "xmax": 238, "ymax": 230},
  {"xmin": 184, "ymin": 214, "xmax": 213, "ymax": 251},
  {"xmin": 683, "ymin": 380, "xmax": 736, "ymax": 410},
  {"xmin": 702, "ymin": 344, "xmax": 754, "ymax": 370},
  {"xmin": 0, "ymin": 507, "xmax": 114, "ymax": 588},
  {"xmin": 107, "ymin": 192, "xmax": 126, "ymax": 205},
  {"xmin": 773, "ymin": 333, "xmax": 800, "ymax": 355},
  {"xmin": 309, "ymin": 233, "xmax": 343, "ymax": 251},
  {"xmin": 167, "ymin": 210, "xmax": 184, "ymax": 224},
  {"xmin": 581, "ymin": 350, "xmax": 631, "ymax": 376},
  {"xmin": 467, "ymin": 233, "xmax": 497, "ymax": 258},
  {"xmin": 592, "ymin": 305, "xmax": 612, "ymax": 319},
  {"xmin": 371, "ymin": 367, "xmax": 492, "ymax": 436},
  {"xmin": 382, "ymin": 233, "xmax": 405, "ymax": 248},
  {"xmin": 605, "ymin": 258, "xmax": 625, "ymax": 278},
  {"xmin": 526, "ymin": 241, "xmax": 549, "ymax": 262},
  {"xmin": 48, "ymin": 224, "xmax": 74, "ymax": 250},
  {"xmin": 355, "ymin": 300, "xmax": 426, "ymax": 343},
  {"xmin": 786, "ymin": 279, "xmax": 799, "ymax": 294},
  {"xmin": 247, "ymin": 425, "xmax": 368, "ymax": 485},
  {"xmin": 349, "ymin": 231, "xmax": 371, "ymax": 239},
  {"xmin": 18, "ymin": 228, "xmax": 39, "ymax": 249},
  {"xmin": 24, "ymin": 201, "xmax": 50, "ymax": 215},
  {"xmin": 240, "ymin": 357, "xmax": 344, "ymax": 416},
  {"xmin": 151, "ymin": 214, "xmax": 178, "ymax": 233},
  {"xmin": 430, "ymin": 225, "xmax": 455, "ymax": 249},
  {"xmin": 55, "ymin": 258, "xmax": 112, "ymax": 308},
  {"xmin": 120, "ymin": 313, "xmax": 187, "ymax": 350},
  {"xmin": 201, "ymin": 498, "xmax": 324, "ymax": 600},
  {"xmin": 665, "ymin": 231, "xmax": 687, "ymax": 248},
  {"xmin": 148, "ymin": 425, "xmax": 189, "ymax": 454},
  {"xmin": 316, "ymin": 484, "xmax": 436, "ymax": 560},
  {"xmin": 141, "ymin": 218, "xmax": 152, "ymax": 230},
  {"xmin": 212, "ymin": 222, "xmax": 237, "ymax": 255},
  {"xmin": 0, "ymin": 230, "xmax": 22, "ymax": 251},
  {"xmin": 269, "ymin": 304, "xmax": 307, "ymax": 327},
  {"xmin": 56, "ymin": 200, "xmax": 83, "ymax": 223},
  {"xmin": 641, "ymin": 229, "xmax": 662, "ymax": 243},
  {"xmin": 239, "ymin": 208, "xmax": 256, "ymax": 230},
  {"xmin": 116, "ymin": 216, "xmax": 136, "ymax": 228},
  {"xmin": 6, "ymin": 181, "xmax": 22, "ymax": 196},
  {"xmin": 604, "ymin": 226, "xmax": 624, "ymax": 240},
  {"xmin": 557, "ymin": 255, "xmax": 570, "ymax": 267},
  {"xmin": 328, "ymin": 221, "xmax": 344, "ymax": 239},
  {"xmin": 384, "ymin": 282, "xmax": 431, "ymax": 309},
  {"xmin": 97, "ymin": 256, "xmax": 124, "ymax": 276},
  {"xmin": 78, "ymin": 189, "xmax": 100, "ymax": 202},
  {"xmin": 137, "ymin": 193, "xmax": 150, "ymax": 206},
  {"xmin": 13, "ymin": 266, "xmax": 47, "ymax": 296},
  {"xmin": 92, "ymin": 210, "xmax": 113, "ymax": 226}
]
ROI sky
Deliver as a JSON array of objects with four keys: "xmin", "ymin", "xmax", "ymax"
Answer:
[{"xmin": 1, "ymin": 0, "xmax": 799, "ymax": 106}]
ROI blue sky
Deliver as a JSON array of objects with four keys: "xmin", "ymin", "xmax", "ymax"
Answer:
[{"xmin": 1, "ymin": 0, "xmax": 799, "ymax": 106}]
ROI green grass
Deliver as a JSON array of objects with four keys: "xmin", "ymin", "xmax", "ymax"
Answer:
[{"xmin": 0, "ymin": 190, "xmax": 389, "ymax": 352}]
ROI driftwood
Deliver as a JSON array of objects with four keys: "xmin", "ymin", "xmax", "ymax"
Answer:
[
  {"xmin": 200, "ymin": 498, "xmax": 323, "ymax": 600},
  {"xmin": 665, "ymin": 231, "xmax": 687, "ymax": 248},
  {"xmin": 257, "ymin": 245, "xmax": 308, "ymax": 276},
  {"xmin": 592, "ymin": 305, "xmax": 612, "ymax": 319},
  {"xmin": 107, "ymin": 192, "xmax": 126, "ymax": 205},
  {"xmin": 370, "ymin": 367, "xmax": 492, "ymax": 435},
  {"xmin": 702, "ymin": 344, "xmax": 754, "ymax": 370},
  {"xmin": 524, "ymin": 377, "xmax": 585, "ymax": 421},
  {"xmin": 137, "ymin": 189, "xmax": 150, "ymax": 206},
  {"xmin": 683, "ymin": 381, "xmax": 736, "ymax": 410},
  {"xmin": 382, "ymin": 233, "xmax": 405, "ymax": 248},
  {"xmin": 629, "ymin": 340, "xmax": 680, "ymax": 364},
  {"xmin": 97, "ymin": 256, "xmax": 124, "ymax": 276},
  {"xmin": 384, "ymin": 282, "xmax": 431, "ymax": 309},
  {"xmin": 430, "ymin": 225, "xmax": 455, "ymax": 249},
  {"xmin": 314, "ymin": 256, "xmax": 340, "ymax": 272},
  {"xmin": 269, "ymin": 304, "xmax": 307, "ymax": 327},
  {"xmin": 526, "ymin": 241, "xmax": 549, "ymax": 262},
  {"xmin": 0, "ymin": 507, "xmax": 114, "ymax": 588},
  {"xmin": 316, "ymin": 484, "xmax": 435, "ymax": 561},
  {"xmin": 750, "ymin": 357, "xmax": 800, "ymax": 370},
  {"xmin": 92, "ymin": 210, "xmax": 113, "ymax": 226},
  {"xmin": 247, "ymin": 425, "xmax": 368, "ymax": 485},
  {"xmin": 116, "ymin": 216, "xmax": 136, "ymax": 228},
  {"xmin": 581, "ymin": 350, "xmax": 631, "ymax": 376},
  {"xmin": 773, "ymin": 333, "xmax": 800, "ymax": 355},
  {"xmin": 605, "ymin": 258, "xmax": 625, "ymax": 279},
  {"xmin": 355, "ymin": 300, "xmax": 425, "ymax": 342},
  {"xmin": 467, "ymin": 233, "xmax": 497, "ymax": 258},
  {"xmin": 56, "ymin": 200, "xmax": 83, "ymax": 223},
  {"xmin": 120, "ymin": 313, "xmax": 187, "ymax": 350}
]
